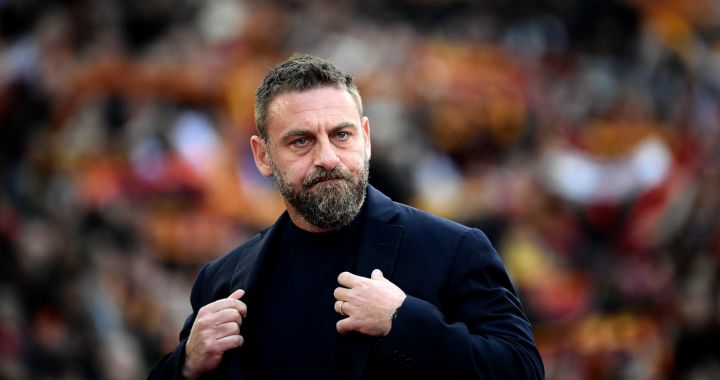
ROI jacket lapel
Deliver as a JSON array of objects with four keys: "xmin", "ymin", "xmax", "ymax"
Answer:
[
  {"xmin": 349, "ymin": 186, "xmax": 404, "ymax": 380},
  {"xmin": 224, "ymin": 213, "xmax": 288, "ymax": 377},
  {"xmin": 229, "ymin": 212, "xmax": 289, "ymax": 300},
  {"xmin": 354, "ymin": 185, "xmax": 404, "ymax": 278}
]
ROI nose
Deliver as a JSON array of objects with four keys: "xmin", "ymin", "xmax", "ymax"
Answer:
[{"xmin": 314, "ymin": 137, "xmax": 340, "ymax": 170}]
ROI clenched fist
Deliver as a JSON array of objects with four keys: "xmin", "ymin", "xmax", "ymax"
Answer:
[{"xmin": 183, "ymin": 289, "xmax": 247, "ymax": 380}]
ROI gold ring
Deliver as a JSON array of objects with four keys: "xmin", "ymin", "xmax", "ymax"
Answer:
[{"xmin": 340, "ymin": 301, "xmax": 347, "ymax": 316}]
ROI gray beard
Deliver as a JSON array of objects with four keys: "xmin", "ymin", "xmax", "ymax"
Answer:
[{"xmin": 270, "ymin": 158, "xmax": 369, "ymax": 230}]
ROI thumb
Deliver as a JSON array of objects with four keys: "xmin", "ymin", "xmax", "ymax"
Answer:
[
  {"xmin": 228, "ymin": 289, "xmax": 245, "ymax": 299},
  {"xmin": 371, "ymin": 269, "xmax": 384, "ymax": 280}
]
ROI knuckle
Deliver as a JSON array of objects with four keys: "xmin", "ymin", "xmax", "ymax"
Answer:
[
  {"xmin": 196, "ymin": 316, "xmax": 211, "ymax": 328},
  {"xmin": 203, "ymin": 337, "xmax": 215, "ymax": 350}
]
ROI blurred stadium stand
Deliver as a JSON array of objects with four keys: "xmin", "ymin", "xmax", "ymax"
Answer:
[{"xmin": 1, "ymin": 0, "xmax": 720, "ymax": 378}]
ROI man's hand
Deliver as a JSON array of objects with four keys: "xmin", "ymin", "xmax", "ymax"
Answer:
[
  {"xmin": 334, "ymin": 269, "xmax": 406, "ymax": 336},
  {"xmin": 183, "ymin": 289, "xmax": 247, "ymax": 380}
]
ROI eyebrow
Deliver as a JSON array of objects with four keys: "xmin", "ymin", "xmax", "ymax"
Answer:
[
  {"xmin": 331, "ymin": 122, "xmax": 358, "ymax": 133},
  {"xmin": 281, "ymin": 129, "xmax": 311, "ymax": 140},
  {"xmin": 280, "ymin": 122, "xmax": 359, "ymax": 141}
]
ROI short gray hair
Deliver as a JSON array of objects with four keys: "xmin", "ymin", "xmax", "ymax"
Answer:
[{"xmin": 254, "ymin": 53, "xmax": 363, "ymax": 142}]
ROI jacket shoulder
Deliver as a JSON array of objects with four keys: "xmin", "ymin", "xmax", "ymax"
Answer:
[
  {"xmin": 392, "ymin": 201, "xmax": 472, "ymax": 237},
  {"xmin": 388, "ymin": 201, "xmax": 500, "ymax": 266}
]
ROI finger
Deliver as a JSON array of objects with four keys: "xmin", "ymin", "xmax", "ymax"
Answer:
[
  {"xmin": 334, "ymin": 300, "xmax": 350, "ymax": 316},
  {"xmin": 214, "ymin": 308, "xmax": 242, "ymax": 325},
  {"xmin": 228, "ymin": 289, "xmax": 245, "ymax": 300},
  {"xmin": 371, "ymin": 269, "xmax": 384, "ymax": 280},
  {"xmin": 338, "ymin": 271, "xmax": 363, "ymax": 288},
  {"xmin": 333, "ymin": 287, "xmax": 350, "ymax": 301},
  {"xmin": 228, "ymin": 290, "xmax": 248, "ymax": 318},
  {"xmin": 336, "ymin": 319, "xmax": 355, "ymax": 335},
  {"xmin": 203, "ymin": 298, "xmax": 246, "ymax": 314},
  {"xmin": 216, "ymin": 334, "xmax": 244, "ymax": 351},
  {"xmin": 216, "ymin": 321, "xmax": 240, "ymax": 337},
  {"xmin": 234, "ymin": 300, "xmax": 248, "ymax": 318}
]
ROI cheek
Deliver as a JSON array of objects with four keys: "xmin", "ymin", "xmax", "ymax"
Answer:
[
  {"xmin": 340, "ymin": 148, "xmax": 365, "ymax": 169},
  {"xmin": 286, "ymin": 161, "xmax": 313, "ymax": 184}
]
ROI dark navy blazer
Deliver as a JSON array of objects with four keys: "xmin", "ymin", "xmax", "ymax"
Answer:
[{"xmin": 149, "ymin": 186, "xmax": 544, "ymax": 379}]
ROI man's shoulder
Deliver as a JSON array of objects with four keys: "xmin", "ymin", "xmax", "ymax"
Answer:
[
  {"xmin": 392, "ymin": 200, "xmax": 471, "ymax": 233},
  {"xmin": 366, "ymin": 185, "xmax": 474, "ymax": 241}
]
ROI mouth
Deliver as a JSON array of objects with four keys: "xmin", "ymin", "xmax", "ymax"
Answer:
[
  {"xmin": 303, "ymin": 168, "xmax": 352, "ymax": 190},
  {"xmin": 310, "ymin": 178, "xmax": 341, "ymax": 187},
  {"xmin": 306, "ymin": 178, "xmax": 347, "ymax": 191}
]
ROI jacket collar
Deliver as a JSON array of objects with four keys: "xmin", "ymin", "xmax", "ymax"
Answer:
[
  {"xmin": 229, "ymin": 211, "xmax": 289, "ymax": 302},
  {"xmin": 231, "ymin": 185, "xmax": 403, "ymax": 288},
  {"xmin": 353, "ymin": 185, "xmax": 404, "ymax": 279}
]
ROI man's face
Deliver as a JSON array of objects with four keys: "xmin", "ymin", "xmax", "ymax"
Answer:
[{"xmin": 250, "ymin": 86, "xmax": 371, "ymax": 231}]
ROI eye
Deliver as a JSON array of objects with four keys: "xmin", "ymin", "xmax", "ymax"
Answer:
[
  {"xmin": 293, "ymin": 137, "xmax": 310, "ymax": 147},
  {"xmin": 336, "ymin": 131, "xmax": 350, "ymax": 140}
]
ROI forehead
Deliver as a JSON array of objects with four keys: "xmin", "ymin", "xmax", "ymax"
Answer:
[{"xmin": 266, "ymin": 87, "xmax": 361, "ymax": 135}]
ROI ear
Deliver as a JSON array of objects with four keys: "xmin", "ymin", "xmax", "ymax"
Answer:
[
  {"xmin": 250, "ymin": 135, "xmax": 273, "ymax": 177},
  {"xmin": 361, "ymin": 116, "xmax": 371, "ymax": 160}
]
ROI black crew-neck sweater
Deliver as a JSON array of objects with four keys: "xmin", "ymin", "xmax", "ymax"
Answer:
[{"xmin": 242, "ymin": 212, "xmax": 363, "ymax": 379}]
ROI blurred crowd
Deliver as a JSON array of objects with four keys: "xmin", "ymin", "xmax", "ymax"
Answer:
[{"xmin": 1, "ymin": 0, "xmax": 720, "ymax": 379}]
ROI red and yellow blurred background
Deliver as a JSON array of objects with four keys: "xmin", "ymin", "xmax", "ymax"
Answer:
[{"xmin": 1, "ymin": 0, "xmax": 719, "ymax": 378}]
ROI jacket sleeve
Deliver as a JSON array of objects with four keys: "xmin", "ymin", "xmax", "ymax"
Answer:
[
  {"xmin": 148, "ymin": 265, "xmax": 209, "ymax": 380},
  {"xmin": 374, "ymin": 228, "xmax": 544, "ymax": 379}
]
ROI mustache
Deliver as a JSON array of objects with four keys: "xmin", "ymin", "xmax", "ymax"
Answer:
[{"xmin": 302, "ymin": 167, "xmax": 353, "ymax": 189}]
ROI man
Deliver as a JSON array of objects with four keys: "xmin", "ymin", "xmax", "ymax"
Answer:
[{"xmin": 149, "ymin": 54, "xmax": 544, "ymax": 379}]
